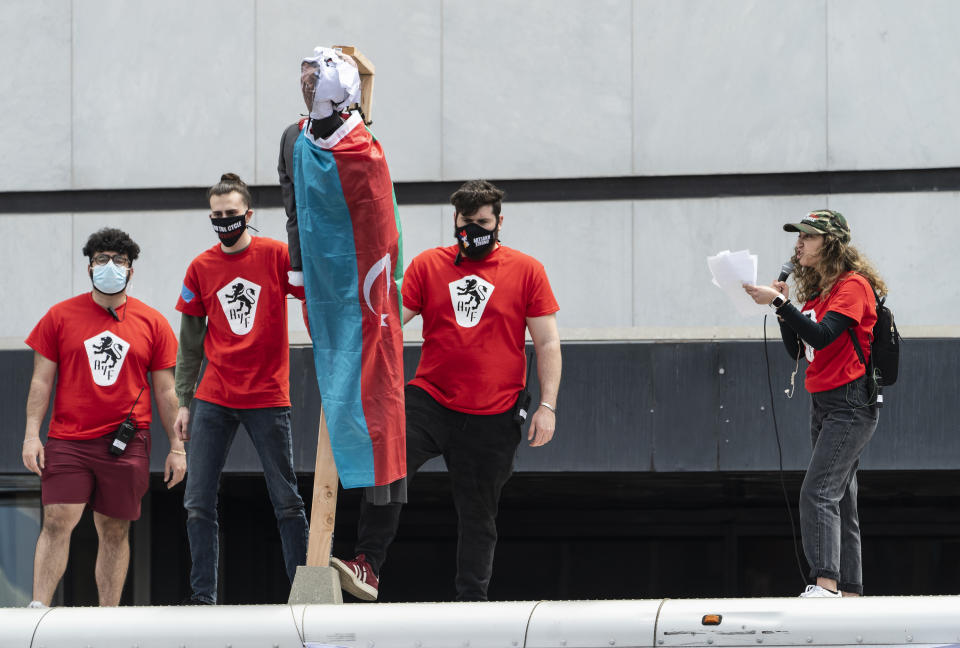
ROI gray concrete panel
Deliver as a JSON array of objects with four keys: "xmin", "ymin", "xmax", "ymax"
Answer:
[
  {"xmin": 505, "ymin": 201, "xmax": 634, "ymax": 329},
  {"xmin": 442, "ymin": 0, "xmax": 633, "ymax": 180},
  {"xmin": 5, "ymin": 190, "xmax": 955, "ymax": 346},
  {"xmin": 0, "ymin": 0, "xmax": 72, "ymax": 191},
  {"xmin": 254, "ymin": 1, "xmax": 443, "ymax": 185},
  {"xmin": 9, "ymin": 2, "xmax": 960, "ymax": 190},
  {"xmin": 399, "ymin": 205, "xmax": 446, "ymax": 272},
  {"xmin": 249, "ymin": 205, "xmax": 287, "ymax": 243},
  {"xmin": 632, "ymin": 195, "xmax": 827, "ymax": 329},
  {"xmin": 0, "ymin": 214, "xmax": 73, "ymax": 341},
  {"xmin": 825, "ymin": 192, "xmax": 960, "ymax": 327},
  {"xmin": 395, "ymin": 204, "xmax": 445, "ymax": 338},
  {"xmin": 827, "ymin": 0, "xmax": 960, "ymax": 170},
  {"xmin": 633, "ymin": 0, "xmax": 827, "ymax": 175},
  {"xmin": 71, "ymin": 1, "xmax": 256, "ymax": 189}
]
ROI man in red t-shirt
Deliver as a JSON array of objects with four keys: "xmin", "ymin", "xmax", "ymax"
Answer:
[
  {"xmin": 174, "ymin": 173, "xmax": 308, "ymax": 605},
  {"xmin": 21, "ymin": 227, "xmax": 183, "ymax": 608},
  {"xmin": 331, "ymin": 180, "xmax": 562, "ymax": 602}
]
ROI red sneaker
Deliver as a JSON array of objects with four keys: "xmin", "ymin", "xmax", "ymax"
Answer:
[{"xmin": 330, "ymin": 554, "xmax": 379, "ymax": 601}]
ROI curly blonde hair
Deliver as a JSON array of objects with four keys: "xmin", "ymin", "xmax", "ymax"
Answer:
[{"xmin": 792, "ymin": 233, "xmax": 887, "ymax": 302}]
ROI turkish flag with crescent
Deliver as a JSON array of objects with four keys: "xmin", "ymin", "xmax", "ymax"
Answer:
[{"xmin": 293, "ymin": 112, "xmax": 405, "ymax": 489}]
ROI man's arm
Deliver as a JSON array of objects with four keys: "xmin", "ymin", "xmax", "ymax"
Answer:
[
  {"xmin": 22, "ymin": 352, "xmax": 57, "ymax": 476},
  {"xmin": 174, "ymin": 314, "xmax": 206, "ymax": 441},
  {"xmin": 152, "ymin": 368, "xmax": 187, "ymax": 489},
  {"xmin": 525, "ymin": 313, "xmax": 562, "ymax": 447},
  {"xmin": 402, "ymin": 306, "xmax": 419, "ymax": 326}
]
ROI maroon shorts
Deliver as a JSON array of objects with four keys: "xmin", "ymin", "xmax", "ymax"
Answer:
[{"xmin": 41, "ymin": 430, "xmax": 151, "ymax": 520}]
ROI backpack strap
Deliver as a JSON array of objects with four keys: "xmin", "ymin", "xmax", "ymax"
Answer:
[
  {"xmin": 847, "ymin": 289, "xmax": 880, "ymax": 367},
  {"xmin": 848, "ymin": 328, "xmax": 866, "ymax": 366}
]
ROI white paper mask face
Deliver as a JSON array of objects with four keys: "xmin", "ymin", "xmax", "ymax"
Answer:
[{"xmin": 300, "ymin": 46, "xmax": 361, "ymax": 119}]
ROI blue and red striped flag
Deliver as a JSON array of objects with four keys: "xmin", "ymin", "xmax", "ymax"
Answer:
[{"xmin": 293, "ymin": 113, "xmax": 405, "ymax": 488}]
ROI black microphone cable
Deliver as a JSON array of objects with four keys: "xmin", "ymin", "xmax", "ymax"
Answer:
[{"xmin": 762, "ymin": 313, "xmax": 807, "ymax": 587}]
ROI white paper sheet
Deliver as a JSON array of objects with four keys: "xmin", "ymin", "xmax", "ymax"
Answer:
[{"xmin": 707, "ymin": 249, "xmax": 766, "ymax": 317}]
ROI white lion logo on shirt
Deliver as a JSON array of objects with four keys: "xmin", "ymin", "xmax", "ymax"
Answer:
[
  {"xmin": 84, "ymin": 331, "xmax": 130, "ymax": 386},
  {"xmin": 216, "ymin": 277, "xmax": 261, "ymax": 335},
  {"xmin": 448, "ymin": 275, "xmax": 495, "ymax": 328}
]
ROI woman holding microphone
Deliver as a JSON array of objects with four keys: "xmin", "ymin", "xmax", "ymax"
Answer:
[{"xmin": 745, "ymin": 209, "xmax": 885, "ymax": 598}]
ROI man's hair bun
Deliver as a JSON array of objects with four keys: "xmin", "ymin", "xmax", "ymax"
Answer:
[
  {"xmin": 220, "ymin": 172, "xmax": 245, "ymax": 185},
  {"xmin": 208, "ymin": 172, "xmax": 252, "ymax": 206}
]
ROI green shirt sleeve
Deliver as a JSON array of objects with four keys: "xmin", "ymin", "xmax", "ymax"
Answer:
[{"xmin": 175, "ymin": 314, "xmax": 207, "ymax": 408}]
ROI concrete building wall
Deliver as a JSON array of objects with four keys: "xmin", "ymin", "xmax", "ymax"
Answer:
[
  {"xmin": 1, "ymin": 0, "xmax": 957, "ymax": 343},
  {"xmin": 1, "ymin": 2, "xmax": 957, "ymax": 606},
  {"xmin": 2, "ymin": 0, "xmax": 959, "ymax": 190},
  {"xmin": 1, "ymin": 190, "xmax": 956, "ymax": 344}
]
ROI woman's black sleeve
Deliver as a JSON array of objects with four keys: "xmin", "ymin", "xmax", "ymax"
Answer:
[
  {"xmin": 778, "ymin": 318, "xmax": 801, "ymax": 359},
  {"xmin": 776, "ymin": 303, "xmax": 857, "ymax": 350}
]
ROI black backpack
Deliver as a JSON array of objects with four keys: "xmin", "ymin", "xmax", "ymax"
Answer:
[{"xmin": 848, "ymin": 292, "xmax": 900, "ymax": 397}]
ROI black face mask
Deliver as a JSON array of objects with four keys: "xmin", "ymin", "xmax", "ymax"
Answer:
[
  {"xmin": 455, "ymin": 222, "xmax": 498, "ymax": 260},
  {"xmin": 211, "ymin": 215, "xmax": 246, "ymax": 247}
]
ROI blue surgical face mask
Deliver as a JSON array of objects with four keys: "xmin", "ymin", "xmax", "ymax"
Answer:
[{"xmin": 91, "ymin": 261, "xmax": 130, "ymax": 295}]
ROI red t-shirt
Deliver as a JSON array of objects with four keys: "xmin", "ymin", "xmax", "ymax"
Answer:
[
  {"xmin": 800, "ymin": 272, "xmax": 877, "ymax": 393},
  {"xmin": 25, "ymin": 294, "xmax": 178, "ymax": 440},
  {"xmin": 176, "ymin": 237, "xmax": 303, "ymax": 408},
  {"xmin": 404, "ymin": 245, "xmax": 559, "ymax": 414}
]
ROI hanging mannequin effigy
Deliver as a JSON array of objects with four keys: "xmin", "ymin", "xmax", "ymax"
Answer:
[{"xmin": 278, "ymin": 47, "xmax": 405, "ymax": 494}]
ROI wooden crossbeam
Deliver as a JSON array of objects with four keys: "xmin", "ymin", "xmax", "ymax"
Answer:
[{"xmin": 334, "ymin": 45, "xmax": 375, "ymax": 124}]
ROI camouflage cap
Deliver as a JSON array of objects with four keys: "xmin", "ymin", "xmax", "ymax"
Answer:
[{"xmin": 783, "ymin": 209, "xmax": 850, "ymax": 242}]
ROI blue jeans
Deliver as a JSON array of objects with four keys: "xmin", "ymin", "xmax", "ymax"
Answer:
[
  {"xmin": 799, "ymin": 374, "xmax": 878, "ymax": 595},
  {"xmin": 183, "ymin": 399, "xmax": 308, "ymax": 603}
]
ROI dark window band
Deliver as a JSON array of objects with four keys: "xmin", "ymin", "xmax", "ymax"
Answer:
[{"xmin": 2, "ymin": 167, "xmax": 957, "ymax": 213}]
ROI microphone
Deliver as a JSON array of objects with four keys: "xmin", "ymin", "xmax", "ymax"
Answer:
[
  {"xmin": 108, "ymin": 307, "xmax": 120, "ymax": 321},
  {"xmin": 777, "ymin": 261, "xmax": 795, "ymax": 283}
]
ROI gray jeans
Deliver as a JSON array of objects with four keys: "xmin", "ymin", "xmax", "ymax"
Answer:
[{"xmin": 799, "ymin": 374, "xmax": 878, "ymax": 595}]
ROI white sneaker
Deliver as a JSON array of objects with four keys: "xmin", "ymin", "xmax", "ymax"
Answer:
[
  {"xmin": 799, "ymin": 584, "xmax": 841, "ymax": 598},
  {"xmin": 27, "ymin": 600, "xmax": 48, "ymax": 609}
]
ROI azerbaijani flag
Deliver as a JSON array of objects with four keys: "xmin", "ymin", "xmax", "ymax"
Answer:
[{"xmin": 293, "ymin": 112, "xmax": 405, "ymax": 488}]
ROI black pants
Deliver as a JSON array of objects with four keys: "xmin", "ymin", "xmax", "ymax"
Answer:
[{"xmin": 355, "ymin": 385, "xmax": 521, "ymax": 601}]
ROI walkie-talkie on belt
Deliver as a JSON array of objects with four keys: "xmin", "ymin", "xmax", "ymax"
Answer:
[{"xmin": 110, "ymin": 387, "xmax": 145, "ymax": 456}]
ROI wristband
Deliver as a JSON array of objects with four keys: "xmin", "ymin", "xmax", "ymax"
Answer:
[
  {"xmin": 539, "ymin": 402, "xmax": 556, "ymax": 414},
  {"xmin": 22, "ymin": 437, "xmax": 40, "ymax": 445},
  {"xmin": 170, "ymin": 449, "xmax": 186, "ymax": 456},
  {"xmin": 770, "ymin": 294, "xmax": 789, "ymax": 309}
]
